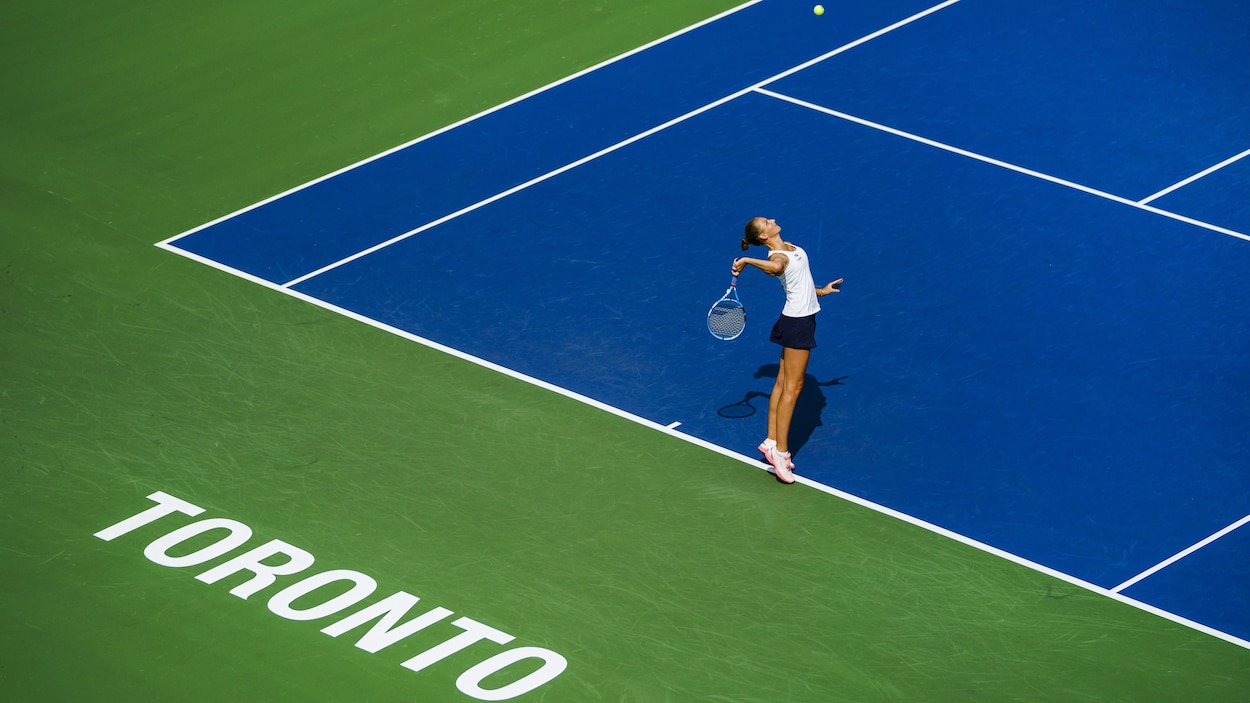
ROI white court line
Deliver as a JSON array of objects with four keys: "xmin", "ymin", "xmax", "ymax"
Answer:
[
  {"xmin": 153, "ymin": 0, "xmax": 1250, "ymax": 652},
  {"xmin": 155, "ymin": 0, "xmax": 769, "ymax": 250},
  {"xmin": 755, "ymin": 88, "xmax": 1250, "ymax": 244},
  {"xmin": 280, "ymin": 0, "xmax": 963, "ymax": 287},
  {"xmin": 1112, "ymin": 512, "xmax": 1250, "ymax": 593},
  {"xmin": 160, "ymin": 240, "xmax": 1250, "ymax": 653},
  {"xmin": 1139, "ymin": 146, "xmax": 1250, "ymax": 205}
]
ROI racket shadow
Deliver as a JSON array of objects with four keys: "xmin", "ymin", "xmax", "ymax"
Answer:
[{"xmin": 717, "ymin": 366, "xmax": 847, "ymax": 458}]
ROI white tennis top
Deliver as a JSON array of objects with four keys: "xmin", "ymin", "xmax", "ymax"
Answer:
[{"xmin": 772, "ymin": 245, "xmax": 820, "ymax": 318}]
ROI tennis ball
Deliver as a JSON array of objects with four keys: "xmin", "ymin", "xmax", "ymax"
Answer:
[{"xmin": 814, "ymin": 4, "xmax": 824, "ymax": 15}]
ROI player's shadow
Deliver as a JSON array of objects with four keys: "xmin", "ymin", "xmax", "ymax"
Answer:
[{"xmin": 717, "ymin": 365, "xmax": 846, "ymax": 458}]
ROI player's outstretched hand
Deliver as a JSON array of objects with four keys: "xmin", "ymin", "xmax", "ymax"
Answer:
[{"xmin": 820, "ymin": 278, "xmax": 843, "ymax": 296}]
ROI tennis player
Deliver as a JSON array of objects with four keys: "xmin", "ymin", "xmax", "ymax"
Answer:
[{"xmin": 732, "ymin": 217, "xmax": 841, "ymax": 483}]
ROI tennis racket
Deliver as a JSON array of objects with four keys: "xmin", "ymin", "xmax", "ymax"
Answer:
[{"xmin": 707, "ymin": 271, "xmax": 746, "ymax": 340}]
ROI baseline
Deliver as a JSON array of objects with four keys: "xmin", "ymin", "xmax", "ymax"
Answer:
[{"xmin": 148, "ymin": 240, "xmax": 1250, "ymax": 654}]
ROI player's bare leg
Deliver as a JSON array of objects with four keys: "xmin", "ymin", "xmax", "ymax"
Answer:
[
  {"xmin": 767, "ymin": 358, "xmax": 784, "ymax": 441},
  {"xmin": 764, "ymin": 348, "xmax": 808, "ymax": 482},
  {"xmin": 774, "ymin": 347, "xmax": 809, "ymax": 455}
]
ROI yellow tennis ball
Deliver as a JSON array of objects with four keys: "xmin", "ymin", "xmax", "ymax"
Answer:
[{"xmin": 814, "ymin": 4, "xmax": 825, "ymax": 15}]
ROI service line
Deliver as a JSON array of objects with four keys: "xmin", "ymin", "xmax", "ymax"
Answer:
[{"xmin": 755, "ymin": 88, "xmax": 1250, "ymax": 244}]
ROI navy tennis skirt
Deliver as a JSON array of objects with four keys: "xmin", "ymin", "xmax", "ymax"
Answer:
[{"xmin": 770, "ymin": 313, "xmax": 817, "ymax": 349}]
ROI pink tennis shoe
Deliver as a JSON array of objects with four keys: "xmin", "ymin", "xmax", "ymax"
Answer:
[{"xmin": 758, "ymin": 441, "xmax": 796, "ymax": 484}]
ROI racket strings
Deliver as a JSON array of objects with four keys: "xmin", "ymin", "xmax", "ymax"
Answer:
[{"xmin": 708, "ymin": 300, "xmax": 746, "ymax": 338}]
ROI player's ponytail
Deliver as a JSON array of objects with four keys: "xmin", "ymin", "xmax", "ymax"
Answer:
[{"xmin": 742, "ymin": 217, "xmax": 766, "ymax": 249}]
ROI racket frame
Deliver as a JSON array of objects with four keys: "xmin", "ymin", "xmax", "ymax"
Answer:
[{"xmin": 707, "ymin": 273, "xmax": 746, "ymax": 340}]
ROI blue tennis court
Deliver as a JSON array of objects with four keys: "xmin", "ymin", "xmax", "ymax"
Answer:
[{"xmin": 162, "ymin": 0, "xmax": 1250, "ymax": 648}]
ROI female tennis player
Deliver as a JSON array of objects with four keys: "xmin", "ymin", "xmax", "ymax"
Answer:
[{"xmin": 732, "ymin": 217, "xmax": 841, "ymax": 483}]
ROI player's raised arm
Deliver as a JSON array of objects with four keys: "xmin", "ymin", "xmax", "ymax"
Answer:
[{"xmin": 732, "ymin": 254, "xmax": 787, "ymax": 276}]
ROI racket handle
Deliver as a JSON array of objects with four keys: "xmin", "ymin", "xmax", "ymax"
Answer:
[{"xmin": 730, "ymin": 274, "xmax": 738, "ymax": 287}]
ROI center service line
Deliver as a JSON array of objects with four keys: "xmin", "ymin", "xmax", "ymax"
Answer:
[
  {"xmin": 1138, "ymin": 146, "xmax": 1250, "ymax": 205},
  {"xmin": 281, "ymin": 0, "xmax": 963, "ymax": 288}
]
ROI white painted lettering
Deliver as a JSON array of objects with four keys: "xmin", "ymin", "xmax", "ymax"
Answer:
[
  {"xmin": 267, "ymin": 569, "xmax": 377, "ymax": 621},
  {"xmin": 401, "ymin": 617, "xmax": 514, "ymax": 673},
  {"xmin": 321, "ymin": 592, "xmax": 454, "ymax": 652},
  {"xmin": 195, "ymin": 539, "xmax": 314, "ymax": 598},
  {"xmin": 95, "ymin": 491, "xmax": 568, "ymax": 697},
  {"xmin": 94, "ymin": 491, "xmax": 205, "ymax": 541},
  {"xmin": 456, "ymin": 646, "xmax": 569, "ymax": 701},
  {"xmin": 143, "ymin": 518, "xmax": 253, "ymax": 567}
]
